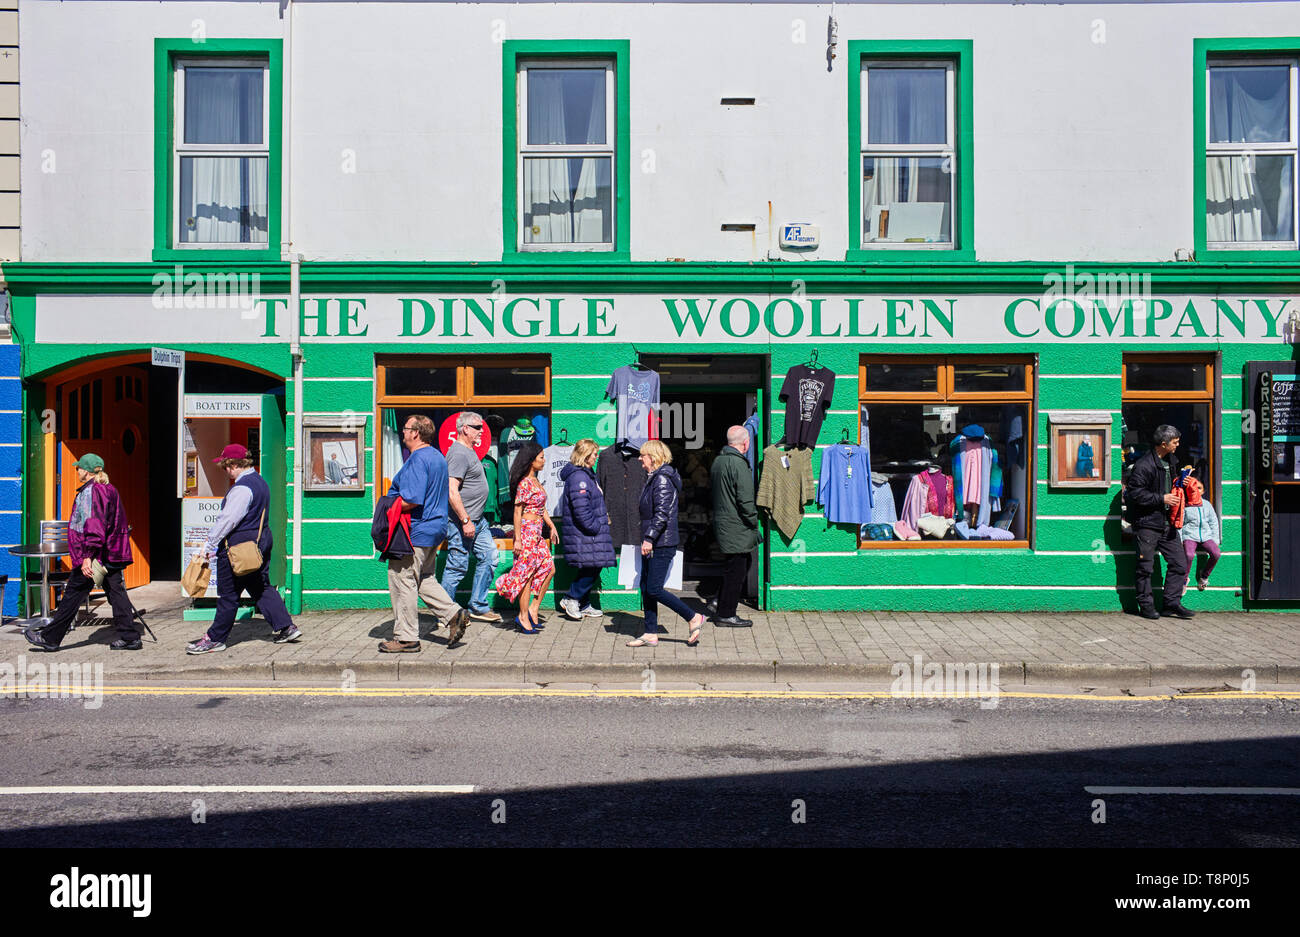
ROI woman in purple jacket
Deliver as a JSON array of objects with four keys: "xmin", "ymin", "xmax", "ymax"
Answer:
[
  {"xmin": 556, "ymin": 439, "xmax": 617, "ymax": 620},
  {"xmin": 24, "ymin": 453, "xmax": 140, "ymax": 651}
]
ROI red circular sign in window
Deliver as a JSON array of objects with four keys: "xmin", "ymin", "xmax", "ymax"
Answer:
[{"xmin": 438, "ymin": 412, "xmax": 491, "ymax": 459}]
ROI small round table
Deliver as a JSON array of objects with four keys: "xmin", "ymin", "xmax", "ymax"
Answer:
[{"xmin": 7, "ymin": 543, "xmax": 71, "ymax": 627}]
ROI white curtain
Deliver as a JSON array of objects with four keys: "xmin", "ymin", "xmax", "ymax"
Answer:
[
  {"xmin": 181, "ymin": 158, "xmax": 268, "ymax": 243},
  {"xmin": 180, "ymin": 67, "xmax": 267, "ymax": 243},
  {"xmin": 1207, "ymin": 157, "xmax": 1264, "ymax": 241},
  {"xmin": 863, "ymin": 68, "xmax": 943, "ymax": 240},
  {"xmin": 523, "ymin": 69, "xmax": 609, "ymax": 243},
  {"xmin": 381, "ymin": 409, "xmax": 403, "ymax": 492},
  {"xmin": 1206, "ymin": 66, "xmax": 1293, "ymax": 242}
]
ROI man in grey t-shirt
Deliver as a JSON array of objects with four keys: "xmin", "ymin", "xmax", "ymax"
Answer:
[{"xmin": 440, "ymin": 412, "xmax": 502, "ymax": 623}]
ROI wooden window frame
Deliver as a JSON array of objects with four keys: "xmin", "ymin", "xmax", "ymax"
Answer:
[
  {"xmin": 1121, "ymin": 352, "xmax": 1219, "ymax": 513},
  {"xmin": 1120, "ymin": 353, "xmax": 1215, "ymax": 401},
  {"xmin": 859, "ymin": 354, "xmax": 1035, "ymax": 549},
  {"xmin": 375, "ymin": 356, "xmax": 552, "ymax": 549},
  {"xmin": 376, "ymin": 355, "xmax": 551, "ymax": 407}
]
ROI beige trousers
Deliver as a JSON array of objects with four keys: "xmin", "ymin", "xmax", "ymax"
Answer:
[{"xmin": 387, "ymin": 546, "xmax": 463, "ymax": 642}]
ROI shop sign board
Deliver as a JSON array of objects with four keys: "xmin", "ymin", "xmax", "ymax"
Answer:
[
  {"xmin": 37, "ymin": 293, "xmax": 1300, "ymax": 345},
  {"xmin": 151, "ymin": 347, "xmax": 185, "ymax": 368},
  {"xmin": 183, "ymin": 395, "xmax": 262, "ymax": 419}
]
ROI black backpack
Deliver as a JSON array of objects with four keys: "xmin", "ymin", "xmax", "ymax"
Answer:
[{"xmin": 371, "ymin": 492, "xmax": 414, "ymax": 559}]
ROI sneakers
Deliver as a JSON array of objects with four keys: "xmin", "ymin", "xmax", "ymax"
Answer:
[
  {"xmin": 23, "ymin": 628, "xmax": 60, "ymax": 651},
  {"xmin": 378, "ymin": 639, "xmax": 421, "ymax": 653},
  {"xmin": 1196, "ymin": 576, "xmax": 1209, "ymax": 591},
  {"xmin": 186, "ymin": 636, "xmax": 227, "ymax": 655},
  {"xmin": 559, "ymin": 597, "xmax": 583, "ymax": 620},
  {"xmin": 109, "ymin": 637, "xmax": 142, "ymax": 651},
  {"xmin": 469, "ymin": 609, "xmax": 502, "ymax": 623},
  {"xmin": 580, "ymin": 605, "xmax": 603, "ymax": 618},
  {"xmin": 273, "ymin": 625, "xmax": 303, "ymax": 644}
]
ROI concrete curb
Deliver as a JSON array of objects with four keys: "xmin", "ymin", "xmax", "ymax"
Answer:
[{"xmin": 63, "ymin": 658, "xmax": 1300, "ymax": 688}]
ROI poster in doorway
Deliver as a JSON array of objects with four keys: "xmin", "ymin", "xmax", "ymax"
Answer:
[{"xmin": 181, "ymin": 497, "xmax": 223, "ymax": 598}]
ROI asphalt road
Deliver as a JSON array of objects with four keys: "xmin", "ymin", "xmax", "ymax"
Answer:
[{"xmin": 1, "ymin": 692, "xmax": 1297, "ymax": 847}]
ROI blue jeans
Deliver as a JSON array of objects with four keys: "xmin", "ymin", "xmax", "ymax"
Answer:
[
  {"xmin": 440, "ymin": 517, "xmax": 499, "ymax": 613},
  {"xmin": 640, "ymin": 549, "xmax": 694, "ymax": 632},
  {"xmin": 566, "ymin": 567, "xmax": 601, "ymax": 605}
]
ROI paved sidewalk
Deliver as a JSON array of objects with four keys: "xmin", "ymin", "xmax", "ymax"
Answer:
[{"xmin": 3, "ymin": 584, "xmax": 1299, "ymax": 688}]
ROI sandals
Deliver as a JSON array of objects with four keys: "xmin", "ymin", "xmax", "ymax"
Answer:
[
  {"xmin": 686, "ymin": 614, "xmax": 704, "ymax": 647},
  {"xmin": 626, "ymin": 634, "xmax": 659, "ymax": 647}
]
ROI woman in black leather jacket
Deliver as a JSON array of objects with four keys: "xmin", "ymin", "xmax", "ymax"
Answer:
[{"xmin": 627, "ymin": 440, "xmax": 706, "ymax": 647}]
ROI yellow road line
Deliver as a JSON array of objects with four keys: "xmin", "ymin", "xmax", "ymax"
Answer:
[{"xmin": 4, "ymin": 686, "xmax": 1298, "ymax": 702}]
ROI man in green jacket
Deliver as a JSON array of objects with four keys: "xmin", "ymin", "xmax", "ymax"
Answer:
[{"xmin": 710, "ymin": 425, "xmax": 759, "ymax": 627}]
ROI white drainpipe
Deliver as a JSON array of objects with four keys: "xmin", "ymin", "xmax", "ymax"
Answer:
[{"xmin": 281, "ymin": 0, "xmax": 304, "ymax": 612}]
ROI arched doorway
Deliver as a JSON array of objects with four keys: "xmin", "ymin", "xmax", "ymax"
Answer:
[{"xmin": 43, "ymin": 353, "xmax": 285, "ymax": 590}]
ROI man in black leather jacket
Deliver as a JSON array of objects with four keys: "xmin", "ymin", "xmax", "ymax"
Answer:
[{"xmin": 1124, "ymin": 424, "xmax": 1194, "ymax": 619}]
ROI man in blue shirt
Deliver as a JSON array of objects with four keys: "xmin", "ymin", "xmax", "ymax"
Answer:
[{"xmin": 382, "ymin": 415, "xmax": 470, "ymax": 651}]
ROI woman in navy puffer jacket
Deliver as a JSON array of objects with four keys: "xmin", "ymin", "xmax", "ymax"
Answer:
[
  {"xmin": 627, "ymin": 440, "xmax": 705, "ymax": 648},
  {"xmin": 556, "ymin": 439, "xmax": 617, "ymax": 620}
]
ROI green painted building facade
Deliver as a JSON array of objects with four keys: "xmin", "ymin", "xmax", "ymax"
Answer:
[{"xmin": 7, "ymin": 260, "xmax": 1298, "ymax": 614}]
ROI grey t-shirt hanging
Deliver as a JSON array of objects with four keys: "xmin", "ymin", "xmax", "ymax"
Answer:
[{"xmin": 606, "ymin": 366, "xmax": 660, "ymax": 451}]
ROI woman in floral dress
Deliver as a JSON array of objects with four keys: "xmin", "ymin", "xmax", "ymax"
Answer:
[{"xmin": 494, "ymin": 441, "xmax": 557, "ymax": 633}]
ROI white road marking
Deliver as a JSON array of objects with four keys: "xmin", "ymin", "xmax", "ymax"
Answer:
[
  {"xmin": 0, "ymin": 785, "xmax": 475, "ymax": 795},
  {"xmin": 1085, "ymin": 786, "xmax": 1300, "ymax": 796}
]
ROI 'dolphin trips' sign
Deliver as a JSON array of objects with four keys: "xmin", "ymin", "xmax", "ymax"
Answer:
[{"xmin": 35, "ymin": 292, "xmax": 1300, "ymax": 345}]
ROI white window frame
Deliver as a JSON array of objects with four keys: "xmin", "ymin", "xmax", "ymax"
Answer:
[
  {"xmin": 173, "ymin": 57, "xmax": 271, "ymax": 250},
  {"xmin": 1206, "ymin": 56, "xmax": 1299, "ymax": 251},
  {"xmin": 861, "ymin": 59, "xmax": 956, "ymax": 250},
  {"xmin": 517, "ymin": 58, "xmax": 616, "ymax": 252}
]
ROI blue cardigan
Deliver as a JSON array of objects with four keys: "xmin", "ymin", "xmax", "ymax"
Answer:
[{"xmin": 557, "ymin": 463, "xmax": 617, "ymax": 569}]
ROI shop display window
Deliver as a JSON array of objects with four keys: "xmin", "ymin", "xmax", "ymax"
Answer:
[
  {"xmin": 376, "ymin": 356, "xmax": 551, "ymax": 526},
  {"xmin": 1120, "ymin": 354, "xmax": 1217, "ymax": 516},
  {"xmin": 859, "ymin": 356, "xmax": 1033, "ymax": 546}
]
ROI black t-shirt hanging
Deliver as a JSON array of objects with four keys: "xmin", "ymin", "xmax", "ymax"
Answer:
[{"xmin": 779, "ymin": 365, "xmax": 835, "ymax": 448}]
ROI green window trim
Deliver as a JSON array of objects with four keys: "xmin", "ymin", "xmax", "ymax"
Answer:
[
  {"xmin": 847, "ymin": 39, "xmax": 974, "ymax": 263},
  {"xmin": 1193, "ymin": 37, "xmax": 1300, "ymax": 262},
  {"xmin": 153, "ymin": 38, "xmax": 283, "ymax": 263},
  {"xmin": 501, "ymin": 39, "xmax": 631, "ymax": 263}
]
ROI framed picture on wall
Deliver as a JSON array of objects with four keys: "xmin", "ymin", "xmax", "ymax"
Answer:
[
  {"xmin": 303, "ymin": 417, "xmax": 367, "ymax": 492},
  {"xmin": 1047, "ymin": 414, "xmax": 1111, "ymax": 489}
]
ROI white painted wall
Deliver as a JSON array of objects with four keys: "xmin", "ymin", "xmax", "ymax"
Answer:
[{"xmin": 18, "ymin": 1, "xmax": 1300, "ymax": 263}]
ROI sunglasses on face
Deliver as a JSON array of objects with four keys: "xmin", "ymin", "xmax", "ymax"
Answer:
[{"xmin": 465, "ymin": 424, "xmax": 483, "ymax": 431}]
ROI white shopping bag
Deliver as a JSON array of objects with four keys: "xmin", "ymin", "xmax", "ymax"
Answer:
[{"xmin": 617, "ymin": 545, "xmax": 685, "ymax": 590}]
